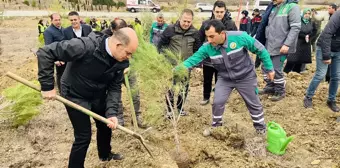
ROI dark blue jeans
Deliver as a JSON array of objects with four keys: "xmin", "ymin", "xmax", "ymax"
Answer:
[{"xmin": 306, "ymin": 47, "xmax": 340, "ymax": 101}]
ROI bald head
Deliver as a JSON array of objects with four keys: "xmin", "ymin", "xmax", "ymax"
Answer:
[
  {"xmin": 109, "ymin": 27, "xmax": 139, "ymax": 62},
  {"xmin": 111, "ymin": 19, "xmax": 127, "ymax": 31}
]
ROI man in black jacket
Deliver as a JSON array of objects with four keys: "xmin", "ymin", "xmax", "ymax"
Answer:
[
  {"xmin": 304, "ymin": 10, "xmax": 340, "ymax": 112},
  {"xmin": 158, "ymin": 9, "xmax": 201, "ymax": 117},
  {"xmin": 102, "ymin": 18, "xmax": 146, "ymax": 128},
  {"xmin": 43, "ymin": 13, "xmax": 65, "ymax": 92},
  {"xmin": 198, "ymin": 0, "xmax": 237, "ymax": 105},
  {"xmin": 37, "ymin": 28, "xmax": 138, "ymax": 167}
]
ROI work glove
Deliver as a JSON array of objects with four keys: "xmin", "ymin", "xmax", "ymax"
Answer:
[{"xmin": 255, "ymin": 56, "xmax": 262, "ymax": 69}]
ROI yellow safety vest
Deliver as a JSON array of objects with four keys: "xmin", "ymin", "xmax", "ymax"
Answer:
[{"xmin": 38, "ymin": 24, "xmax": 46, "ymax": 33}]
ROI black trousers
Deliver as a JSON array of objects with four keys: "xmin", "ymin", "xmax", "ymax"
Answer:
[
  {"xmin": 62, "ymin": 92, "xmax": 112, "ymax": 168},
  {"xmin": 166, "ymin": 73, "xmax": 190, "ymax": 112},
  {"xmin": 56, "ymin": 64, "xmax": 66, "ymax": 92},
  {"xmin": 203, "ymin": 65, "xmax": 218, "ymax": 100},
  {"xmin": 283, "ymin": 63, "xmax": 302, "ymax": 74}
]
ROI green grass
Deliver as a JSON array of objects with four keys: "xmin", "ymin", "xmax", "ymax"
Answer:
[{"xmin": 1, "ymin": 81, "xmax": 42, "ymax": 127}]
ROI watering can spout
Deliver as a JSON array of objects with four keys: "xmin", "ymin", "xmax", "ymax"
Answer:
[{"xmin": 280, "ymin": 136, "xmax": 294, "ymax": 153}]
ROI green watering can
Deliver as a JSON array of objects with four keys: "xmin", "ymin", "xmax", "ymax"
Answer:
[{"xmin": 266, "ymin": 121, "xmax": 294, "ymax": 155}]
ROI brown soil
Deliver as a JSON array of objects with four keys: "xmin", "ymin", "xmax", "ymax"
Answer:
[{"xmin": 0, "ymin": 18, "xmax": 340, "ymax": 168}]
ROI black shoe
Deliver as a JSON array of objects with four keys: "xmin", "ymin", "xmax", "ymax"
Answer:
[
  {"xmin": 269, "ymin": 92, "xmax": 285, "ymax": 102},
  {"xmin": 258, "ymin": 88, "xmax": 275, "ymax": 95},
  {"xmin": 100, "ymin": 153, "xmax": 124, "ymax": 161},
  {"xmin": 327, "ymin": 100, "xmax": 340, "ymax": 112},
  {"xmin": 135, "ymin": 115, "xmax": 148, "ymax": 129},
  {"xmin": 179, "ymin": 109, "xmax": 188, "ymax": 116},
  {"xmin": 256, "ymin": 129, "xmax": 266, "ymax": 136},
  {"xmin": 303, "ymin": 97, "xmax": 313, "ymax": 108}
]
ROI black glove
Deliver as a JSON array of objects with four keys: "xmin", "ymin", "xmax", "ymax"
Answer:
[{"xmin": 255, "ymin": 56, "xmax": 262, "ymax": 69}]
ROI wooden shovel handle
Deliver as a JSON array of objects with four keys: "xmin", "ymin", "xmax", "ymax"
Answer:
[{"xmin": 5, "ymin": 72, "xmax": 140, "ymax": 137}]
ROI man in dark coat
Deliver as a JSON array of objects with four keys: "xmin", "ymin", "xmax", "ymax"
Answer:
[
  {"xmin": 158, "ymin": 9, "xmax": 201, "ymax": 117},
  {"xmin": 43, "ymin": 13, "xmax": 65, "ymax": 92},
  {"xmin": 63, "ymin": 11, "xmax": 92, "ymax": 40},
  {"xmin": 37, "ymin": 28, "xmax": 138, "ymax": 167}
]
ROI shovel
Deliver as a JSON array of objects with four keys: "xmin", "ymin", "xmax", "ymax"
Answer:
[
  {"xmin": 123, "ymin": 69, "xmax": 138, "ymax": 130},
  {"xmin": 5, "ymin": 71, "xmax": 154, "ymax": 158}
]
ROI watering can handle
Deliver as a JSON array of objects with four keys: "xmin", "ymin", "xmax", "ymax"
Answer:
[
  {"xmin": 267, "ymin": 121, "xmax": 285, "ymax": 134},
  {"xmin": 268, "ymin": 121, "xmax": 282, "ymax": 129}
]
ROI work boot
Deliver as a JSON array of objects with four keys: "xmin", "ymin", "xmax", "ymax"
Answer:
[
  {"xmin": 135, "ymin": 114, "xmax": 148, "ymax": 129},
  {"xmin": 327, "ymin": 100, "xmax": 340, "ymax": 112},
  {"xmin": 258, "ymin": 88, "xmax": 275, "ymax": 95},
  {"xmin": 100, "ymin": 152, "xmax": 124, "ymax": 161},
  {"xmin": 269, "ymin": 92, "xmax": 285, "ymax": 102},
  {"xmin": 200, "ymin": 99, "xmax": 210, "ymax": 105},
  {"xmin": 202, "ymin": 123, "xmax": 222, "ymax": 137},
  {"xmin": 117, "ymin": 114, "xmax": 124, "ymax": 126},
  {"xmin": 303, "ymin": 97, "xmax": 313, "ymax": 108}
]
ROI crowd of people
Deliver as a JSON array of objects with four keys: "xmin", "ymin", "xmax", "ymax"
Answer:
[{"xmin": 35, "ymin": 0, "xmax": 340, "ymax": 167}]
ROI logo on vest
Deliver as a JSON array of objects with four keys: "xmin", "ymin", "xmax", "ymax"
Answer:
[{"xmin": 230, "ymin": 42, "xmax": 237, "ymax": 49}]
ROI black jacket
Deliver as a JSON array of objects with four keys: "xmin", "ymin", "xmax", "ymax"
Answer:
[
  {"xmin": 317, "ymin": 11, "xmax": 340, "ymax": 60},
  {"xmin": 157, "ymin": 21, "xmax": 201, "ymax": 62},
  {"xmin": 199, "ymin": 14, "xmax": 237, "ymax": 43},
  {"xmin": 37, "ymin": 32, "xmax": 129, "ymax": 118},
  {"xmin": 63, "ymin": 24, "xmax": 92, "ymax": 40},
  {"xmin": 102, "ymin": 28, "xmax": 113, "ymax": 36},
  {"xmin": 43, "ymin": 24, "xmax": 64, "ymax": 45},
  {"xmin": 198, "ymin": 14, "xmax": 237, "ymax": 66},
  {"xmin": 298, "ymin": 20, "xmax": 317, "ymax": 40}
]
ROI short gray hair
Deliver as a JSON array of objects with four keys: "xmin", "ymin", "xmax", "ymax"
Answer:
[{"xmin": 112, "ymin": 29, "xmax": 130, "ymax": 45}]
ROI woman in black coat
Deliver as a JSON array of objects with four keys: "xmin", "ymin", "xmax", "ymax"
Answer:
[{"xmin": 284, "ymin": 8, "xmax": 317, "ymax": 73}]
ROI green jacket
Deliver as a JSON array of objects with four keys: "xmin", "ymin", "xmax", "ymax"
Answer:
[
  {"xmin": 183, "ymin": 31, "xmax": 273, "ymax": 80},
  {"xmin": 150, "ymin": 22, "xmax": 168, "ymax": 45}
]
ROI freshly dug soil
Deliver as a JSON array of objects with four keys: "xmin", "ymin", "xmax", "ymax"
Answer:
[{"xmin": 0, "ymin": 18, "xmax": 340, "ymax": 168}]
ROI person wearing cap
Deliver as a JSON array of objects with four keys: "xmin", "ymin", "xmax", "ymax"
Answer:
[
  {"xmin": 150, "ymin": 13, "xmax": 168, "ymax": 46},
  {"xmin": 240, "ymin": 10, "xmax": 251, "ymax": 34},
  {"xmin": 251, "ymin": 8, "xmax": 262, "ymax": 37}
]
